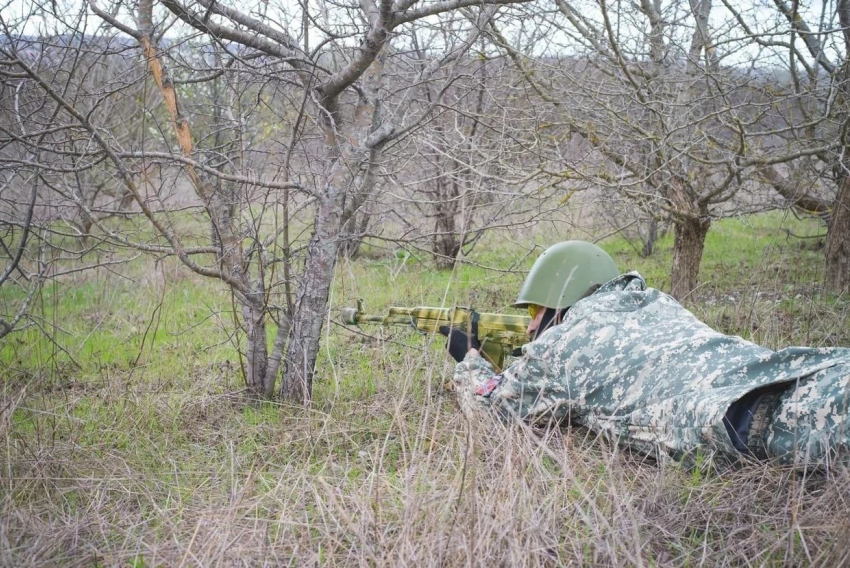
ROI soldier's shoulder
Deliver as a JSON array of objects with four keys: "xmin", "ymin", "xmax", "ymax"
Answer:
[
  {"xmin": 575, "ymin": 272, "xmax": 667, "ymax": 311},
  {"xmin": 598, "ymin": 271, "xmax": 648, "ymax": 293}
]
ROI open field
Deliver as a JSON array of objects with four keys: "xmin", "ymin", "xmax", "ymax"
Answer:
[{"xmin": 2, "ymin": 211, "xmax": 850, "ymax": 566}]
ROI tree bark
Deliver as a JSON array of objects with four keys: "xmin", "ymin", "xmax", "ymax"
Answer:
[
  {"xmin": 825, "ymin": 175, "xmax": 850, "ymax": 293},
  {"xmin": 670, "ymin": 216, "xmax": 710, "ymax": 301}
]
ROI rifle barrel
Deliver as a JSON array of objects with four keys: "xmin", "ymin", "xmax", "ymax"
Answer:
[{"xmin": 341, "ymin": 306, "xmax": 530, "ymax": 334}]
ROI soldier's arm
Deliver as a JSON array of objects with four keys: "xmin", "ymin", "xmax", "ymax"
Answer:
[{"xmin": 452, "ymin": 334, "xmax": 569, "ymax": 423}]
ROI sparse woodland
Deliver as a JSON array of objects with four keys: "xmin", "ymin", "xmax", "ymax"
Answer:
[{"xmin": 2, "ymin": 0, "xmax": 850, "ymax": 565}]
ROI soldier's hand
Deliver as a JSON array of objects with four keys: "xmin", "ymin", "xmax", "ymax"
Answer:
[{"xmin": 438, "ymin": 325, "xmax": 481, "ymax": 363}]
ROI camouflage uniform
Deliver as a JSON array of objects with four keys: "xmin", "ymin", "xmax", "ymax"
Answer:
[{"xmin": 453, "ymin": 273, "xmax": 850, "ymax": 468}]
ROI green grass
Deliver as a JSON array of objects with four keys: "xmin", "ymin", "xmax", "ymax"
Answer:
[
  {"xmin": 1, "ymin": 210, "xmax": 848, "ymax": 566},
  {"xmin": 603, "ymin": 211, "xmax": 826, "ymax": 296}
]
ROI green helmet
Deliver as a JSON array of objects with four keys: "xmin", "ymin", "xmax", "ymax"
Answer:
[{"xmin": 514, "ymin": 241, "xmax": 619, "ymax": 309}]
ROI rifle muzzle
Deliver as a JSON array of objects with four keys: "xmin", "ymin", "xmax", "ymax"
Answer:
[{"xmin": 341, "ymin": 307, "xmax": 360, "ymax": 325}]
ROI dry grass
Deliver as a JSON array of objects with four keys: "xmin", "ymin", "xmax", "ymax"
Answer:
[
  {"xmin": 3, "ymin": 350, "xmax": 850, "ymax": 567},
  {"xmin": 2, "ymin": 214, "xmax": 850, "ymax": 566}
]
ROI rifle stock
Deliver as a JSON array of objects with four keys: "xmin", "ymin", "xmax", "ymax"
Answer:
[{"xmin": 341, "ymin": 300, "xmax": 531, "ymax": 372}]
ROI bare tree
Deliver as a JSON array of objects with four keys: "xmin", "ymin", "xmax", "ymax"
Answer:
[
  {"xmin": 392, "ymin": 47, "xmax": 541, "ymax": 268},
  {"xmin": 486, "ymin": 0, "xmax": 840, "ymax": 298},
  {"xmin": 0, "ymin": 152, "xmax": 47, "ymax": 341},
  {"xmin": 0, "ymin": 15, "xmax": 137, "ymax": 342},
  {"xmin": 2, "ymin": 0, "xmax": 536, "ymax": 401},
  {"xmin": 0, "ymin": 66, "xmax": 44, "ymax": 340},
  {"xmin": 722, "ymin": 0, "xmax": 850, "ymax": 293}
]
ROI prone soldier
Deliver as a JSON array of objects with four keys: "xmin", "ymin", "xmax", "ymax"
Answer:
[{"xmin": 440, "ymin": 241, "xmax": 850, "ymax": 469}]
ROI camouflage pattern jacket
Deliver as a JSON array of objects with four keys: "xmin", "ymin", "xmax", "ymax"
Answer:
[{"xmin": 453, "ymin": 273, "xmax": 850, "ymax": 467}]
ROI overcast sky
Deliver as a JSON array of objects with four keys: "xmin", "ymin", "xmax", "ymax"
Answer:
[{"xmin": 1, "ymin": 0, "xmax": 843, "ymax": 71}]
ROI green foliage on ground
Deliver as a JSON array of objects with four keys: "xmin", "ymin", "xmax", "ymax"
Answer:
[{"xmin": 1, "ymin": 211, "xmax": 849, "ymax": 566}]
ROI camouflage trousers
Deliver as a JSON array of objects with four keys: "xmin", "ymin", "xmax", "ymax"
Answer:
[{"xmin": 759, "ymin": 361, "xmax": 850, "ymax": 466}]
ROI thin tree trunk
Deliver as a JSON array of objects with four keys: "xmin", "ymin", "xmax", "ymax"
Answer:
[
  {"xmin": 338, "ymin": 210, "xmax": 371, "ymax": 259},
  {"xmin": 242, "ymin": 298, "xmax": 270, "ymax": 397},
  {"xmin": 434, "ymin": 175, "xmax": 460, "ymax": 268},
  {"xmin": 280, "ymin": 193, "xmax": 342, "ymax": 403},
  {"xmin": 825, "ymin": 1, "xmax": 850, "ymax": 294},
  {"xmin": 134, "ymin": 9, "xmax": 266, "ymax": 396},
  {"xmin": 825, "ymin": 175, "xmax": 850, "ymax": 293},
  {"xmin": 120, "ymin": 192, "xmax": 135, "ymax": 211},
  {"xmin": 641, "ymin": 217, "xmax": 658, "ymax": 258},
  {"xmin": 670, "ymin": 216, "xmax": 710, "ymax": 300}
]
